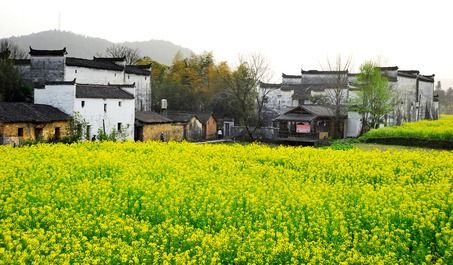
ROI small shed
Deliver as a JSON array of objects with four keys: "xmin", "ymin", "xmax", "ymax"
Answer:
[
  {"xmin": 166, "ymin": 111, "xmax": 203, "ymax": 142},
  {"xmin": 0, "ymin": 102, "xmax": 70, "ymax": 145},
  {"xmin": 135, "ymin": 111, "xmax": 184, "ymax": 141},
  {"xmin": 274, "ymin": 105, "xmax": 347, "ymax": 142},
  {"xmin": 194, "ymin": 113, "xmax": 217, "ymax": 140}
]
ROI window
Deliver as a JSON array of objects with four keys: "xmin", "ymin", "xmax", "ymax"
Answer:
[
  {"xmin": 145, "ymin": 76, "xmax": 147, "ymax": 80},
  {"xmin": 54, "ymin": 127, "xmax": 60, "ymax": 140},
  {"xmin": 114, "ymin": 73, "xmax": 116, "ymax": 77},
  {"xmin": 118, "ymin": 101, "xmax": 122, "ymax": 107},
  {"xmin": 104, "ymin": 103, "xmax": 107, "ymax": 112},
  {"xmin": 81, "ymin": 101, "xmax": 85, "ymax": 108},
  {"xmin": 128, "ymin": 75, "xmax": 130, "ymax": 79},
  {"xmin": 75, "ymin": 69, "xmax": 77, "ymax": 74},
  {"xmin": 34, "ymin": 128, "xmax": 43, "ymax": 139},
  {"xmin": 117, "ymin": 122, "xmax": 122, "ymax": 132},
  {"xmin": 18, "ymin": 128, "xmax": 23, "ymax": 137}
]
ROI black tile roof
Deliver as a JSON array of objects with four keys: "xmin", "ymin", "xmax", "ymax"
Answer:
[
  {"xmin": 107, "ymin": 82, "xmax": 135, "ymax": 88},
  {"xmin": 193, "ymin": 112, "xmax": 216, "ymax": 124},
  {"xmin": 0, "ymin": 102, "xmax": 69, "ymax": 123},
  {"xmin": 419, "ymin": 75, "xmax": 435, "ymax": 83},
  {"xmin": 165, "ymin": 111, "xmax": 199, "ymax": 123},
  {"xmin": 29, "ymin": 47, "xmax": 67, "ymax": 56},
  {"xmin": 275, "ymin": 105, "xmax": 347, "ymax": 121},
  {"xmin": 75, "ymin": 84, "xmax": 134, "ymax": 99},
  {"xmin": 135, "ymin": 111, "xmax": 173, "ymax": 124},
  {"xmin": 259, "ymin": 82, "xmax": 282, "ymax": 89},
  {"xmin": 397, "ymin": 71, "xmax": 418, "ymax": 79},
  {"xmin": 125, "ymin": 65, "xmax": 151, "ymax": 76},
  {"xmin": 93, "ymin": 56, "xmax": 126, "ymax": 62},
  {"xmin": 66, "ymin": 57, "xmax": 124, "ymax": 71},
  {"xmin": 301, "ymin": 70, "xmax": 348, "ymax": 75},
  {"xmin": 378, "ymin": 66, "xmax": 399, "ymax": 71},
  {"xmin": 282, "ymin": 73, "xmax": 302, "ymax": 78}
]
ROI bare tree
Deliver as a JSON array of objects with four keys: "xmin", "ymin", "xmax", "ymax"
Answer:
[
  {"xmin": 225, "ymin": 53, "xmax": 272, "ymax": 139},
  {"xmin": 104, "ymin": 45, "xmax": 140, "ymax": 65},
  {"xmin": 321, "ymin": 55, "xmax": 351, "ymax": 138}
]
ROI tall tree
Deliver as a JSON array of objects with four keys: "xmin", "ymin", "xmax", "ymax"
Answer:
[
  {"xmin": 353, "ymin": 61, "xmax": 392, "ymax": 133},
  {"xmin": 0, "ymin": 40, "xmax": 31, "ymax": 101},
  {"xmin": 104, "ymin": 45, "xmax": 140, "ymax": 65}
]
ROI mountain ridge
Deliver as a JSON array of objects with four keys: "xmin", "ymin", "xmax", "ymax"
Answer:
[{"xmin": 3, "ymin": 30, "xmax": 193, "ymax": 65}]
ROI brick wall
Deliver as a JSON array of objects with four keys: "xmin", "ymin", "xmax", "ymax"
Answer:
[
  {"xmin": 0, "ymin": 121, "xmax": 69, "ymax": 145},
  {"xmin": 142, "ymin": 123, "xmax": 184, "ymax": 142}
]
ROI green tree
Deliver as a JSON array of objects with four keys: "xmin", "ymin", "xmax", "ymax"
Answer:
[
  {"xmin": 0, "ymin": 59, "xmax": 31, "ymax": 102},
  {"xmin": 353, "ymin": 62, "xmax": 392, "ymax": 133}
]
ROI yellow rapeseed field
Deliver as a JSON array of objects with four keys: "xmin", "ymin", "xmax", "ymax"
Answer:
[{"xmin": 0, "ymin": 142, "xmax": 452, "ymax": 264}]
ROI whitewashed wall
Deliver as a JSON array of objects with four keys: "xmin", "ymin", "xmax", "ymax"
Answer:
[
  {"xmin": 418, "ymin": 80, "xmax": 434, "ymax": 119},
  {"xmin": 395, "ymin": 76, "xmax": 418, "ymax": 122},
  {"xmin": 34, "ymin": 84, "xmax": 75, "ymax": 115},
  {"xmin": 261, "ymin": 88, "xmax": 294, "ymax": 114},
  {"xmin": 345, "ymin": 111, "xmax": 362, "ymax": 138},
  {"xmin": 65, "ymin": 66, "xmax": 124, "ymax": 85},
  {"xmin": 127, "ymin": 73, "xmax": 151, "ymax": 111},
  {"xmin": 74, "ymin": 97, "xmax": 135, "ymax": 140}
]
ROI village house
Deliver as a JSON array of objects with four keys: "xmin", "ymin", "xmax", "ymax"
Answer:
[
  {"xmin": 15, "ymin": 47, "xmax": 151, "ymax": 111},
  {"xmin": 193, "ymin": 113, "xmax": 217, "ymax": 140},
  {"xmin": 165, "ymin": 111, "xmax": 203, "ymax": 142},
  {"xmin": 34, "ymin": 79, "xmax": 135, "ymax": 140},
  {"xmin": 135, "ymin": 111, "xmax": 184, "ymax": 141},
  {"xmin": 274, "ymin": 105, "xmax": 347, "ymax": 142},
  {"xmin": 0, "ymin": 102, "xmax": 69, "ymax": 145}
]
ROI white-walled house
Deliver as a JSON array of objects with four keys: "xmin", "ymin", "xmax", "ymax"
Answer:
[
  {"xmin": 16, "ymin": 48, "xmax": 151, "ymax": 112},
  {"xmin": 34, "ymin": 80, "xmax": 135, "ymax": 140}
]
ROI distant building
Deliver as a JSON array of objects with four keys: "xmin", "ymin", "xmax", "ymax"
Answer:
[
  {"xmin": 0, "ymin": 102, "xmax": 69, "ymax": 145},
  {"xmin": 259, "ymin": 66, "xmax": 437, "ymax": 138}
]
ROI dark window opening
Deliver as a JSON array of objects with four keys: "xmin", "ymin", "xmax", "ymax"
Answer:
[
  {"xmin": 54, "ymin": 127, "xmax": 60, "ymax": 140},
  {"xmin": 118, "ymin": 101, "xmax": 122, "ymax": 107},
  {"xmin": 75, "ymin": 69, "xmax": 78, "ymax": 74},
  {"xmin": 104, "ymin": 103, "xmax": 107, "ymax": 112},
  {"xmin": 117, "ymin": 122, "xmax": 122, "ymax": 132},
  {"xmin": 18, "ymin": 128, "xmax": 24, "ymax": 137},
  {"xmin": 34, "ymin": 128, "xmax": 43, "ymax": 139},
  {"xmin": 81, "ymin": 101, "xmax": 85, "ymax": 108}
]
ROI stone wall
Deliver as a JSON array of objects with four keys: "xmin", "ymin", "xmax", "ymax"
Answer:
[
  {"xmin": 142, "ymin": 123, "xmax": 184, "ymax": 141},
  {"xmin": 0, "ymin": 121, "xmax": 69, "ymax": 145}
]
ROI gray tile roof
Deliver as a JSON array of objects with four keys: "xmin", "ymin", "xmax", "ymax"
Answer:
[
  {"xmin": 135, "ymin": 111, "xmax": 173, "ymax": 124},
  {"xmin": 125, "ymin": 65, "xmax": 151, "ymax": 76},
  {"xmin": 75, "ymin": 84, "xmax": 134, "ymax": 99},
  {"xmin": 165, "ymin": 111, "xmax": 198, "ymax": 123},
  {"xmin": 0, "ymin": 102, "xmax": 69, "ymax": 123}
]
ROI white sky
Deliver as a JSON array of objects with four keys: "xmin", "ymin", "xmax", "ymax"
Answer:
[{"xmin": 1, "ymin": 0, "xmax": 452, "ymax": 87}]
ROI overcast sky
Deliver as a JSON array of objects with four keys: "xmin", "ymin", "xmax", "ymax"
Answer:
[{"xmin": 1, "ymin": 0, "xmax": 452, "ymax": 87}]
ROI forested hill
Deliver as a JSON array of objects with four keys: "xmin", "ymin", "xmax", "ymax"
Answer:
[{"xmin": 3, "ymin": 30, "xmax": 193, "ymax": 65}]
